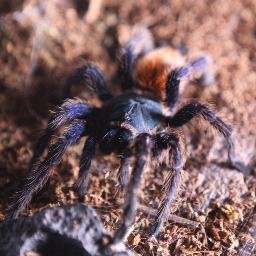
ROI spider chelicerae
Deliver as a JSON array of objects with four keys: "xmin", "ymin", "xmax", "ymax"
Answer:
[{"xmin": 7, "ymin": 27, "xmax": 246, "ymax": 240}]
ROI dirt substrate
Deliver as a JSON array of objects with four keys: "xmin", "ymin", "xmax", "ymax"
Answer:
[{"xmin": 0, "ymin": 0, "xmax": 255, "ymax": 255}]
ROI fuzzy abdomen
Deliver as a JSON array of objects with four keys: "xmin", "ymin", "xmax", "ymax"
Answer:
[{"xmin": 135, "ymin": 47, "xmax": 185, "ymax": 98}]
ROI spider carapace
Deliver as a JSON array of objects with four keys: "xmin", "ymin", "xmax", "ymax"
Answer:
[
  {"xmin": 7, "ymin": 27, "xmax": 247, "ymax": 242},
  {"xmin": 103, "ymin": 93, "xmax": 163, "ymax": 133}
]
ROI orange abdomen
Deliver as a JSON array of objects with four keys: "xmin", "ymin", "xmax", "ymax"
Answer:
[{"xmin": 135, "ymin": 47, "xmax": 185, "ymax": 98}]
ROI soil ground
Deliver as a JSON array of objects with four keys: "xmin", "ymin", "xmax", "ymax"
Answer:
[{"xmin": 0, "ymin": 0, "xmax": 255, "ymax": 255}]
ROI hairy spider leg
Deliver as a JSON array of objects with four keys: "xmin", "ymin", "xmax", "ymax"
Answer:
[
  {"xmin": 166, "ymin": 102, "xmax": 247, "ymax": 173},
  {"xmin": 75, "ymin": 136, "xmax": 96, "ymax": 198},
  {"xmin": 100, "ymin": 128, "xmax": 133, "ymax": 188},
  {"xmin": 75, "ymin": 126, "xmax": 133, "ymax": 198},
  {"xmin": 100, "ymin": 127, "xmax": 133, "ymax": 188},
  {"xmin": 166, "ymin": 56, "xmax": 211, "ymax": 110},
  {"xmin": 113, "ymin": 133, "xmax": 152, "ymax": 243},
  {"xmin": 63, "ymin": 63, "xmax": 113, "ymax": 101},
  {"xmin": 150, "ymin": 133, "xmax": 182, "ymax": 236},
  {"xmin": 119, "ymin": 27, "xmax": 154, "ymax": 89},
  {"xmin": 29, "ymin": 101, "xmax": 91, "ymax": 171},
  {"xmin": 118, "ymin": 149, "xmax": 133, "ymax": 188},
  {"xmin": 7, "ymin": 120, "xmax": 86, "ymax": 219},
  {"xmin": 227, "ymin": 136, "xmax": 248, "ymax": 173}
]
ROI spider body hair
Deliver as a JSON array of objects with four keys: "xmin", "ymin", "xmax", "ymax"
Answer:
[
  {"xmin": 135, "ymin": 47, "xmax": 185, "ymax": 98},
  {"xmin": 7, "ymin": 27, "xmax": 247, "ymax": 241},
  {"xmin": 119, "ymin": 27, "xmax": 213, "ymax": 99}
]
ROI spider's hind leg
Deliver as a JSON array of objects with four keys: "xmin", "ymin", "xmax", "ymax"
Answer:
[
  {"xmin": 166, "ymin": 56, "xmax": 213, "ymax": 110},
  {"xmin": 63, "ymin": 63, "xmax": 113, "ymax": 101},
  {"xmin": 196, "ymin": 55, "xmax": 215, "ymax": 87},
  {"xmin": 119, "ymin": 27, "xmax": 154, "ymax": 89}
]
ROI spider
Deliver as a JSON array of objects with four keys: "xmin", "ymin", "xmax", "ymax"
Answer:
[{"xmin": 7, "ymin": 27, "xmax": 246, "ymax": 240}]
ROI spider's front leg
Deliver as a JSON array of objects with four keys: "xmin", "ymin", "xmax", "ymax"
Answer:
[
  {"xmin": 150, "ymin": 132, "xmax": 183, "ymax": 236},
  {"xmin": 119, "ymin": 27, "xmax": 154, "ymax": 89},
  {"xmin": 76, "ymin": 127, "xmax": 133, "ymax": 198},
  {"xmin": 99, "ymin": 127, "xmax": 133, "ymax": 188},
  {"xmin": 113, "ymin": 133, "xmax": 152, "ymax": 244},
  {"xmin": 166, "ymin": 103, "xmax": 247, "ymax": 173},
  {"xmin": 165, "ymin": 56, "xmax": 213, "ymax": 110},
  {"xmin": 118, "ymin": 149, "xmax": 133, "ymax": 188},
  {"xmin": 7, "ymin": 120, "xmax": 87, "ymax": 219},
  {"xmin": 63, "ymin": 63, "xmax": 113, "ymax": 101}
]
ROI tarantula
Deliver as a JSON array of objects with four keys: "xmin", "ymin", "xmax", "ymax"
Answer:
[{"xmin": 7, "ymin": 27, "xmax": 246, "ymax": 239}]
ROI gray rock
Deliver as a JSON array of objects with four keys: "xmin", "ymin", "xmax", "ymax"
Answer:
[{"xmin": 0, "ymin": 204, "xmax": 131, "ymax": 256}]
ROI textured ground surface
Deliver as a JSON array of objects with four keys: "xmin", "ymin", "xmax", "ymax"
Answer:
[{"xmin": 0, "ymin": 0, "xmax": 255, "ymax": 255}]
